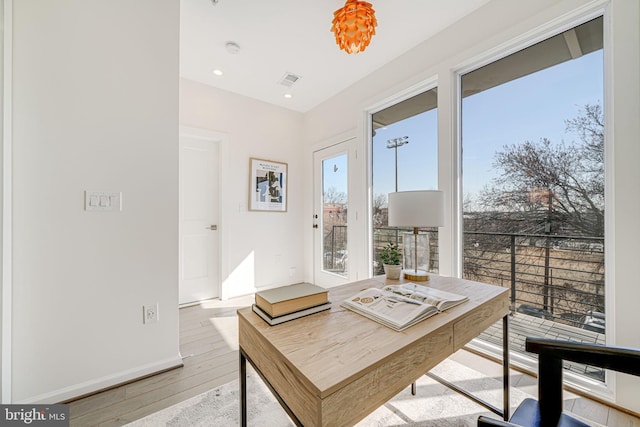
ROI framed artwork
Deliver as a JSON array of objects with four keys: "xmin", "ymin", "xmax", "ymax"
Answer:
[{"xmin": 249, "ymin": 157, "xmax": 288, "ymax": 212}]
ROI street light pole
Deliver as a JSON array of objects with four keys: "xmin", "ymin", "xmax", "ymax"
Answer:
[{"xmin": 386, "ymin": 136, "xmax": 409, "ymax": 191}]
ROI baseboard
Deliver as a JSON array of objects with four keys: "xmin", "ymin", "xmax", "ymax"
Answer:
[{"xmin": 15, "ymin": 354, "xmax": 184, "ymax": 404}]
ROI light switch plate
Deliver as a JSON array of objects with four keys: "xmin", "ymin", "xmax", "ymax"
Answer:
[{"xmin": 85, "ymin": 191, "xmax": 122, "ymax": 212}]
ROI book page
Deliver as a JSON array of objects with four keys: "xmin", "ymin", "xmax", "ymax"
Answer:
[
  {"xmin": 382, "ymin": 283, "xmax": 468, "ymax": 311},
  {"xmin": 342, "ymin": 288, "xmax": 437, "ymax": 330}
]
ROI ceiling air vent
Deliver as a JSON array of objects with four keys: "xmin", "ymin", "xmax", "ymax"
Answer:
[{"xmin": 278, "ymin": 73, "xmax": 302, "ymax": 88}]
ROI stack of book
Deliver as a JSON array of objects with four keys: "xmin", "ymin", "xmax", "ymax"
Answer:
[{"xmin": 252, "ymin": 282, "xmax": 331, "ymax": 325}]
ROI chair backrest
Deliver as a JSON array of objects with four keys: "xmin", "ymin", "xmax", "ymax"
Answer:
[{"xmin": 526, "ymin": 338, "xmax": 640, "ymax": 426}]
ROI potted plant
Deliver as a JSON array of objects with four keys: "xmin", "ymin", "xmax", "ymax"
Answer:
[{"xmin": 379, "ymin": 242, "xmax": 402, "ymax": 280}]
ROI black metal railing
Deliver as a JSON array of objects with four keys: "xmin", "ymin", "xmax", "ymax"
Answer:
[
  {"xmin": 372, "ymin": 226, "xmax": 440, "ymax": 275},
  {"xmin": 463, "ymin": 231, "xmax": 605, "ymax": 331},
  {"xmin": 323, "ymin": 225, "xmax": 348, "ymax": 272},
  {"xmin": 327, "ymin": 226, "xmax": 604, "ymax": 332},
  {"xmin": 327, "ymin": 225, "xmax": 606, "ymax": 380}
]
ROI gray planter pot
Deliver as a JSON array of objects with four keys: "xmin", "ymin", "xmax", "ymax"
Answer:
[{"xmin": 383, "ymin": 264, "xmax": 402, "ymax": 280}]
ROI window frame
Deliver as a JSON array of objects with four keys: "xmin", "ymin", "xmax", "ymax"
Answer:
[
  {"xmin": 450, "ymin": 6, "xmax": 613, "ymax": 401},
  {"xmin": 364, "ymin": 77, "xmax": 440, "ymax": 277}
]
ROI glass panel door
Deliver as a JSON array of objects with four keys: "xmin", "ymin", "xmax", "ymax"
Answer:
[
  {"xmin": 313, "ymin": 140, "xmax": 352, "ymax": 287},
  {"xmin": 322, "ymin": 153, "xmax": 348, "ymax": 276}
]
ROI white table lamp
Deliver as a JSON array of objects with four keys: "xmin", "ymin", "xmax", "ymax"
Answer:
[{"xmin": 388, "ymin": 190, "xmax": 445, "ymax": 281}]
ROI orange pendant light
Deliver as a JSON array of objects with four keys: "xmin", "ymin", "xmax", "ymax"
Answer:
[{"xmin": 330, "ymin": 0, "xmax": 378, "ymax": 54}]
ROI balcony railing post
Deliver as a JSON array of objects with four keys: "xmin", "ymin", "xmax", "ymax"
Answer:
[
  {"xmin": 510, "ymin": 234, "xmax": 516, "ymax": 312},
  {"xmin": 331, "ymin": 227, "xmax": 335, "ymax": 269},
  {"xmin": 544, "ymin": 235, "xmax": 551, "ymax": 312}
]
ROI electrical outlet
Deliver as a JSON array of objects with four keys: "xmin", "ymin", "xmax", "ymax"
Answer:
[{"xmin": 143, "ymin": 304, "xmax": 159, "ymax": 324}]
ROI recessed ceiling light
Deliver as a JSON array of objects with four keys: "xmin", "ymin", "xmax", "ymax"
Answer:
[
  {"xmin": 212, "ymin": 69, "xmax": 223, "ymax": 76},
  {"xmin": 284, "ymin": 93, "xmax": 293, "ymax": 99}
]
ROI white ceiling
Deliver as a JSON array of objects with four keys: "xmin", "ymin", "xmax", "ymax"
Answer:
[{"xmin": 180, "ymin": 0, "xmax": 492, "ymax": 113}]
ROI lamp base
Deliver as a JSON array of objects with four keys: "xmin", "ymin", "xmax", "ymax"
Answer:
[{"xmin": 403, "ymin": 269, "xmax": 430, "ymax": 281}]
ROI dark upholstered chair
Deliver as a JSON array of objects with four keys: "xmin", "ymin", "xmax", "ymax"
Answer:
[{"xmin": 478, "ymin": 337, "xmax": 640, "ymax": 427}]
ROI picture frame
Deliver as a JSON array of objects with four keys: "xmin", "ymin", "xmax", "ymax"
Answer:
[{"xmin": 249, "ymin": 157, "xmax": 288, "ymax": 212}]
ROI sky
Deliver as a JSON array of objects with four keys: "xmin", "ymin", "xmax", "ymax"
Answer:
[
  {"xmin": 370, "ymin": 49, "xmax": 603, "ymax": 205},
  {"xmin": 373, "ymin": 109, "xmax": 438, "ymax": 196},
  {"xmin": 323, "ymin": 153, "xmax": 348, "ymax": 202}
]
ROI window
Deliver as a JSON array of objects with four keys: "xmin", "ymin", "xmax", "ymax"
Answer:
[
  {"xmin": 371, "ymin": 88, "xmax": 439, "ymax": 275},
  {"xmin": 461, "ymin": 17, "xmax": 605, "ymax": 382},
  {"xmin": 322, "ymin": 153, "xmax": 348, "ymax": 277}
]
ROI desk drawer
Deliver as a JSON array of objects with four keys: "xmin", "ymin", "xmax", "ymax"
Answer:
[
  {"xmin": 320, "ymin": 326, "xmax": 453, "ymax": 427},
  {"xmin": 453, "ymin": 293, "xmax": 509, "ymax": 350}
]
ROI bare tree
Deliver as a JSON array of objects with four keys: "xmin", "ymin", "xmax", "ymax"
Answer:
[
  {"xmin": 478, "ymin": 103, "xmax": 604, "ymax": 237},
  {"xmin": 372, "ymin": 193, "xmax": 387, "ymax": 226},
  {"xmin": 323, "ymin": 186, "xmax": 347, "ymax": 204},
  {"xmin": 465, "ymin": 104, "xmax": 605, "ymax": 317}
]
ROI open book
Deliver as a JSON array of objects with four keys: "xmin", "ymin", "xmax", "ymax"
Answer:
[{"xmin": 341, "ymin": 282, "xmax": 469, "ymax": 331}]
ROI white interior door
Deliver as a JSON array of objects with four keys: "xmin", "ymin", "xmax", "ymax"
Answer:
[
  {"xmin": 313, "ymin": 139, "xmax": 354, "ymax": 287},
  {"xmin": 179, "ymin": 134, "xmax": 220, "ymax": 304}
]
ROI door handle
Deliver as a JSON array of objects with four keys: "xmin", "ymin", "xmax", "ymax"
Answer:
[{"xmin": 206, "ymin": 225, "xmax": 218, "ymax": 230}]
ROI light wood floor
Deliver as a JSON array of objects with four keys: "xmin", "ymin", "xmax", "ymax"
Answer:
[{"xmin": 69, "ymin": 295, "xmax": 640, "ymax": 426}]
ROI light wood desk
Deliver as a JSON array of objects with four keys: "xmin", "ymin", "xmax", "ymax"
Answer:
[{"xmin": 238, "ymin": 275, "xmax": 510, "ymax": 426}]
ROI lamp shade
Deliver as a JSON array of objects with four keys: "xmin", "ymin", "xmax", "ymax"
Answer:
[{"xmin": 388, "ymin": 190, "xmax": 445, "ymax": 228}]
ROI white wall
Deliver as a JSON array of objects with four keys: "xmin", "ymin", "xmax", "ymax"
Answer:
[
  {"xmin": 180, "ymin": 79, "xmax": 305, "ymax": 299},
  {"xmin": 303, "ymin": 0, "xmax": 640, "ymax": 413},
  {"xmin": 9, "ymin": 0, "xmax": 181, "ymax": 403}
]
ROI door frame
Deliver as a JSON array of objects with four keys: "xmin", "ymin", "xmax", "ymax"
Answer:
[
  {"xmin": 312, "ymin": 138, "xmax": 356, "ymax": 288},
  {"xmin": 179, "ymin": 126, "xmax": 229, "ymax": 301},
  {"xmin": 2, "ymin": 0, "xmax": 11, "ymax": 403}
]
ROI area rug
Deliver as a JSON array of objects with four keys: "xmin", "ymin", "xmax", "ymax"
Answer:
[{"xmin": 125, "ymin": 359, "xmax": 532, "ymax": 427}]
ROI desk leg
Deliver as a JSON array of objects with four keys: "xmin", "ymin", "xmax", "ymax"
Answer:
[
  {"xmin": 425, "ymin": 313, "xmax": 511, "ymax": 420},
  {"xmin": 502, "ymin": 314, "xmax": 510, "ymax": 421},
  {"xmin": 239, "ymin": 348, "xmax": 304, "ymax": 427},
  {"xmin": 240, "ymin": 350, "xmax": 247, "ymax": 427}
]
